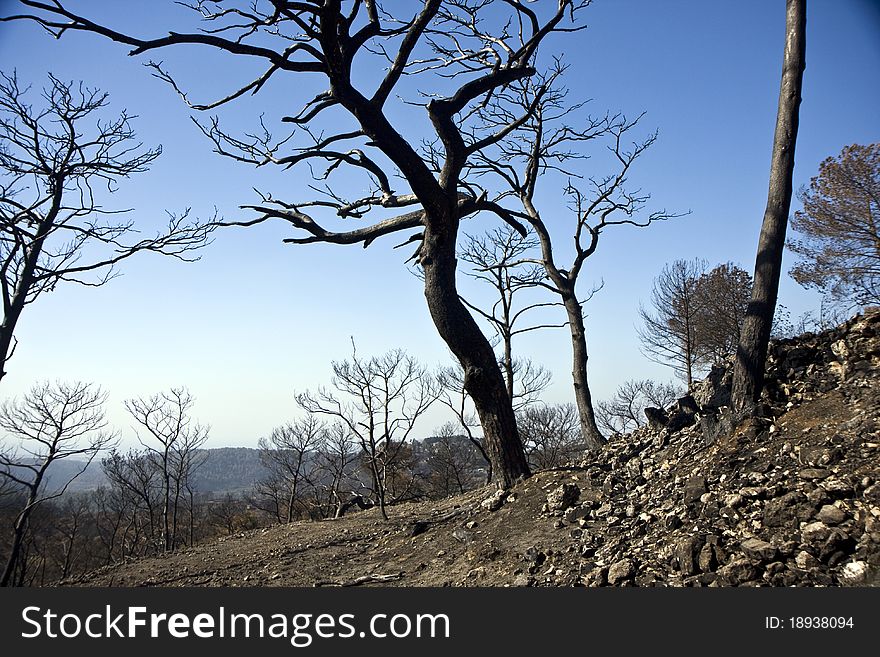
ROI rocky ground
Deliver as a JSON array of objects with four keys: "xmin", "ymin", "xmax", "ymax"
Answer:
[{"xmin": 63, "ymin": 310, "xmax": 880, "ymax": 587}]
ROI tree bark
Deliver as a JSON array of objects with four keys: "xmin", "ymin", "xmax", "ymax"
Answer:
[
  {"xmin": 732, "ymin": 0, "xmax": 806, "ymax": 414},
  {"xmin": 421, "ymin": 218, "xmax": 531, "ymax": 487},
  {"xmin": 562, "ymin": 294, "xmax": 606, "ymax": 451}
]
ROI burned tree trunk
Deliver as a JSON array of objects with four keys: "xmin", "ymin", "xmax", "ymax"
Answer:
[
  {"xmin": 732, "ymin": 0, "xmax": 807, "ymax": 414},
  {"xmin": 421, "ymin": 219, "xmax": 531, "ymax": 486},
  {"xmin": 562, "ymin": 294, "xmax": 605, "ymax": 451}
]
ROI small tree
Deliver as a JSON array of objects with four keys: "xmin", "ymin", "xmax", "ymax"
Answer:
[
  {"xmin": 459, "ymin": 226, "xmax": 563, "ymax": 399},
  {"xmin": 517, "ymin": 403, "xmax": 586, "ymax": 470},
  {"xmin": 256, "ymin": 416, "xmax": 322, "ymax": 523},
  {"xmin": 124, "ymin": 388, "xmax": 209, "ymax": 552},
  {"xmin": 638, "ymin": 259, "xmax": 707, "ymax": 388},
  {"xmin": 297, "ymin": 347, "xmax": 437, "ymax": 519},
  {"xmin": 0, "ymin": 381, "xmax": 115, "ymax": 586},
  {"xmin": 0, "ymin": 72, "xmax": 213, "ymax": 382},
  {"xmin": 101, "ymin": 448, "xmax": 161, "ymax": 557},
  {"xmin": 692, "ymin": 263, "xmax": 753, "ymax": 369},
  {"xmin": 788, "ymin": 143, "xmax": 880, "ymax": 309},
  {"xmin": 595, "ymin": 379, "xmax": 682, "ymax": 437},
  {"xmin": 424, "ymin": 422, "xmax": 484, "ymax": 498},
  {"xmin": 313, "ymin": 422, "xmax": 360, "ymax": 519}
]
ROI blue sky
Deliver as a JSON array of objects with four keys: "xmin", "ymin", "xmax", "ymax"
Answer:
[{"xmin": 0, "ymin": 0, "xmax": 878, "ymax": 448}]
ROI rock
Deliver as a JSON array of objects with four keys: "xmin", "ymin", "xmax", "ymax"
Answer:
[
  {"xmin": 716, "ymin": 559, "xmax": 759, "ymax": 586},
  {"xmin": 683, "ymin": 475, "xmax": 708, "ymax": 504},
  {"xmin": 818, "ymin": 530, "xmax": 856, "ymax": 562},
  {"xmin": 644, "ymin": 407, "xmax": 668, "ymax": 429},
  {"xmin": 739, "ymin": 486, "xmax": 767, "ymax": 499},
  {"xmin": 698, "ymin": 544, "xmax": 717, "ymax": 573},
  {"xmin": 512, "ymin": 573, "xmax": 532, "ymax": 587},
  {"xmin": 452, "ymin": 528, "xmax": 475, "ymax": 544},
  {"xmin": 565, "ymin": 505, "xmax": 591, "ymax": 523},
  {"xmin": 481, "ymin": 489, "xmax": 508, "ymax": 512},
  {"xmin": 763, "ymin": 491, "xmax": 814, "ymax": 528},
  {"xmin": 523, "ymin": 547, "xmax": 546, "ymax": 566},
  {"xmin": 667, "ymin": 408, "xmax": 697, "ymax": 432},
  {"xmin": 801, "ymin": 521, "xmax": 832, "ymax": 543},
  {"xmin": 692, "ymin": 364, "xmax": 731, "ymax": 409},
  {"xmin": 815, "ymin": 505, "xmax": 847, "ymax": 525},
  {"xmin": 839, "ymin": 561, "xmax": 869, "ymax": 586},
  {"xmin": 664, "ymin": 514, "xmax": 683, "ymax": 530},
  {"xmin": 795, "ymin": 550, "xmax": 820, "ymax": 569},
  {"xmin": 546, "ymin": 483, "xmax": 580, "ymax": 511},
  {"xmin": 740, "ymin": 537, "xmax": 778, "ymax": 561},
  {"xmin": 723, "ymin": 493, "xmax": 745, "ymax": 508},
  {"xmin": 677, "ymin": 395, "xmax": 701, "ymax": 415},
  {"xmin": 674, "ymin": 536, "xmax": 702, "ymax": 576},
  {"xmin": 821, "ymin": 478, "xmax": 854, "ymax": 498},
  {"xmin": 807, "ymin": 487, "xmax": 831, "ymax": 507},
  {"xmin": 607, "ymin": 559, "xmax": 635, "ymax": 585},
  {"xmin": 799, "ymin": 468, "xmax": 830, "ymax": 481}
]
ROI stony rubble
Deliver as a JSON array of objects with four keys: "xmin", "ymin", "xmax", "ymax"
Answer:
[{"xmin": 527, "ymin": 309, "xmax": 880, "ymax": 587}]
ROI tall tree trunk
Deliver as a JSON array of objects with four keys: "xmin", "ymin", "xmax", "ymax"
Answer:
[
  {"xmin": 421, "ymin": 220, "xmax": 531, "ymax": 487},
  {"xmin": 732, "ymin": 0, "xmax": 806, "ymax": 414},
  {"xmin": 562, "ymin": 294, "xmax": 606, "ymax": 451}
]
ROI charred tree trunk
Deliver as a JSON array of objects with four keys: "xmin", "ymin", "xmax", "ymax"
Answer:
[
  {"xmin": 421, "ymin": 219, "xmax": 531, "ymax": 487},
  {"xmin": 562, "ymin": 293, "xmax": 606, "ymax": 451},
  {"xmin": 732, "ymin": 0, "xmax": 806, "ymax": 414},
  {"xmin": 1, "ymin": 471, "xmax": 43, "ymax": 587}
]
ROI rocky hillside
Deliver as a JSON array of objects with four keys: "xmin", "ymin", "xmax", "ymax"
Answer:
[{"xmin": 63, "ymin": 310, "xmax": 879, "ymax": 587}]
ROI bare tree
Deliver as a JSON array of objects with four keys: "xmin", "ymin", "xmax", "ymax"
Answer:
[
  {"xmin": 314, "ymin": 422, "xmax": 361, "ymax": 519},
  {"xmin": 732, "ymin": 0, "xmax": 807, "ymax": 414},
  {"xmin": 256, "ymin": 415, "xmax": 322, "ymax": 523},
  {"xmin": 595, "ymin": 379, "xmax": 682, "ymax": 437},
  {"xmin": 459, "ymin": 226, "xmax": 563, "ymax": 398},
  {"xmin": 101, "ymin": 448, "xmax": 161, "ymax": 556},
  {"xmin": 1, "ymin": 1, "xmax": 603, "ymax": 486},
  {"xmin": 788, "ymin": 142, "xmax": 880, "ymax": 309},
  {"xmin": 462, "ymin": 68, "xmax": 676, "ymax": 450},
  {"xmin": 53, "ymin": 493, "xmax": 89, "ymax": 580},
  {"xmin": 0, "ymin": 381, "xmax": 115, "ymax": 586},
  {"xmin": 0, "ymin": 71, "xmax": 213, "ymax": 382},
  {"xmin": 638, "ymin": 259, "xmax": 707, "ymax": 388},
  {"xmin": 517, "ymin": 403, "xmax": 586, "ymax": 470},
  {"xmin": 297, "ymin": 346, "xmax": 437, "ymax": 519},
  {"xmin": 424, "ymin": 421, "xmax": 483, "ymax": 497},
  {"xmin": 124, "ymin": 387, "xmax": 209, "ymax": 552}
]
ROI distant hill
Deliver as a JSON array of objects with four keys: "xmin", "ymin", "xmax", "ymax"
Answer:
[
  {"xmin": 35, "ymin": 447, "xmax": 269, "ymax": 498},
  {"xmin": 191, "ymin": 447, "xmax": 268, "ymax": 495},
  {"xmin": 28, "ymin": 437, "xmax": 480, "ymax": 498}
]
